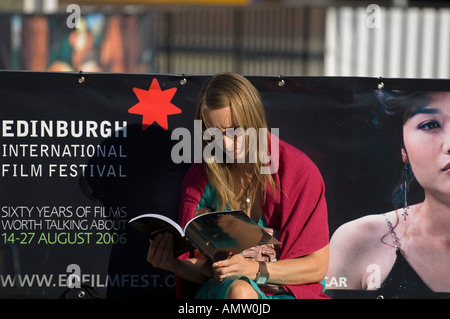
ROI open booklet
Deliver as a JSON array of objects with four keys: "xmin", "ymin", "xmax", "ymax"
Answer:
[{"xmin": 129, "ymin": 210, "xmax": 280, "ymax": 261}]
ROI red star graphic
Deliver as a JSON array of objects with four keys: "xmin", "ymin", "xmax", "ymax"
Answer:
[{"xmin": 129, "ymin": 78, "xmax": 181, "ymax": 130}]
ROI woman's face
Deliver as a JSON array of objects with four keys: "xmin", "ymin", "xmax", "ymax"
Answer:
[
  {"xmin": 403, "ymin": 92, "xmax": 450, "ymax": 199},
  {"xmin": 204, "ymin": 106, "xmax": 246, "ymax": 161}
]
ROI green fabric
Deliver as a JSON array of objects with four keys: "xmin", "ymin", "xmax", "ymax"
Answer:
[
  {"xmin": 194, "ymin": 182, "xmax": 294, "ymax": 299},
  {"xmin": 195, "ymin": 276, "xmax": 295, "ymax": 299},
  {"xmin": 196, "ymin": 181, "xmax": 223, "ymax": 211}
]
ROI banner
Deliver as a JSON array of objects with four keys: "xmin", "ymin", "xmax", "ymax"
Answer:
[{"xmin": 1, "ymin": 71, "xmax": 449, "ymax": 299}]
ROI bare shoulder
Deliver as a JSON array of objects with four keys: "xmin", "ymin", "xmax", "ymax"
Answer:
[
  {"xmin": 330, "ymin": 213, "xmax": 390, "ymax": 250},
  {"xmin": 327, "ymin": 212, "xmax": 394, "ymax": 289}
]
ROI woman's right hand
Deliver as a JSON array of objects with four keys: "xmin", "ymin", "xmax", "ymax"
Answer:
[
  {"xmin": 147, "ymin": 232, "xmax": 211, "ymax": 284},
  {"xmin": 147, "ymin": 232, "xmax": 179, "ymax": 273}
]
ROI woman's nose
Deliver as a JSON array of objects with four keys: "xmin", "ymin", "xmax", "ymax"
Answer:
[
  {"xmin": 445, "ymin": 143, "xmax": 450, "ymax": 154},
  {"xmin": 443, "ymin": 129, "xmax": 450, "ymax": 154},
  {"xmin": 223, "ymin": 135, "xmax": 234, "ymax": 151}
]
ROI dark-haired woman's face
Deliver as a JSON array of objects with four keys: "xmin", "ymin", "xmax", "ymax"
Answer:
[{"xmin": 402, "ymin": 92, "xmax": 450, "ymax": 199}]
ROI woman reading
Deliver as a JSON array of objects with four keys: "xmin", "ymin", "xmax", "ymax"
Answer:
[{"xmin": 147, "ymin": 73, "xmax": 329, "ymax": 299}]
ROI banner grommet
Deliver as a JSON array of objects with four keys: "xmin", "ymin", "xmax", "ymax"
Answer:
[
  {"xmin": 377, "ymin": 77, "xmax": 384, "ymax": 89},
  {"xmin": 78, "ymin": 71, "xmax": 85, "ymax": 84},
  {"xmin": 180, "ymin": 74, "xmax": 187, "ymax": 85}
]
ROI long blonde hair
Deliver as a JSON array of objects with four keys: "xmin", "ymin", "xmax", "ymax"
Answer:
[{"xmin": 195, "ymin": 73, "xmax": 278, "ymax": 211}]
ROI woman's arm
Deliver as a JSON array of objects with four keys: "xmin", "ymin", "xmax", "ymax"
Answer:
[
  {"xmin": 147, "ymin": 232, "xmax": 209, "ymax": 284},
  {"xmin": 266, "ymin": 244, "xmax": 329, "ymax": 285},
  {"xmin": 212, "ymin": 244, "xmax": 329, "ymax": 285}
]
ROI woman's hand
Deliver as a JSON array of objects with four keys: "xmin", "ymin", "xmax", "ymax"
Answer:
[
  {"xmin": 147, "ymin": 233, "xmax": 212, "ymax": 284},
  {"xmin": 212, "ymin": 245, "xmax": 329, "ymax": 286},
  {"xmin": 212, "ymin": 254, "xmax": 259, "ymax": 281},
  {"xmin": 147, "ymin": 232, "xmax": 179, "ymax": 273}
]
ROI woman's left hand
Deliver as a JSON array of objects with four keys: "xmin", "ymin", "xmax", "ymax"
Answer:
[{"xmin": 212, "ymin": 254, "xmax": 259, "ymax": 281}]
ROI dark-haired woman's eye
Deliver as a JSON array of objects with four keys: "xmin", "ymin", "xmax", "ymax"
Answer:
[{"xmin": 418, "ymin": 120, "xmax": 440, "ymax": 130}]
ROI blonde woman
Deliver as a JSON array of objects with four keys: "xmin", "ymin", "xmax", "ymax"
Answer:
[{"xmin": 147, "ymin": 73, "xmax": 329, "ymax": 299}]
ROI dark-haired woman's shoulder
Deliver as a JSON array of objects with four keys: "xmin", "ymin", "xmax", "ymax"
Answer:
[
  {"xmin": 331, "ymin": 213, "xmax": 391, "ymax": 252},
  {"xmin": 327, "ymin": 212, "xmax": 397, "ymax": 289}
]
